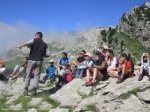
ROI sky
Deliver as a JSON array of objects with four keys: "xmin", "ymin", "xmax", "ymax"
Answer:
[{"xmin": 0, "ymin": 0, "xmax": 147, "ymax": 32}]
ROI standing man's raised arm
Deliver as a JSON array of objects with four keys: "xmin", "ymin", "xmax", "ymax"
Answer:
[{"xmin": 15, "ymin": 42, "xmax": 28, "ymax": 49}]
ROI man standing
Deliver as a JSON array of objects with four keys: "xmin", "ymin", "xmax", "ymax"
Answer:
[{"xmin": 15, "ymin": 32, "xmax": 50, "ymax": 96}]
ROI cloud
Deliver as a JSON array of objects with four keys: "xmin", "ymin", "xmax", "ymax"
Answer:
[{"xmin": 0, "ymin": 21, "xmax": 77, "ymax": 56}]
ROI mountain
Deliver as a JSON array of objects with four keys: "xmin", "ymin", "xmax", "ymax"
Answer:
[{"xmin": 118, "ymin": 2, "xmax": 150, "ymax": 50}]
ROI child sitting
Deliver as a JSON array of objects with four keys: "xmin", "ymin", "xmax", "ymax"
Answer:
[
  {"xmin": 75, "ymin": 63, "xmax": 86, "ymax": 78},
  {"xmin": 41, "ymin": 60, "xmax": 56, "ymax": 83},
  {"xmin": 56, "ymin": 64, "xmax": 72, "ymax": 87}
]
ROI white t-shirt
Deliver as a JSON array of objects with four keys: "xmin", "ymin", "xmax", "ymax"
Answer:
[
  {"xmin": 0, "ymin": 67, "xmax": 5, "ymax": 74},
  {"xmin": 107, "ymin": 57, "xmax": 118, "ymax": 70}
]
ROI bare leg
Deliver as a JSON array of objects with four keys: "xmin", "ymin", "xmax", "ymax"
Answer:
[
  {"xmin": 57, "ymin": 66, "xmax": 61, "ymax": 73},
  {"xmin": 109, "ymin": 71, "xmax": 119, "ymax": 78},
  {"xmin": 86, "ymin": 69, "xmax": 91, "ymax": 82},
  {"xmin": 92, "ymin": 68, "xmax": 103, "ymax": 83},
  {"xmin": 121, "ymin": 65, "xmax": 128, "ymax": 76},
  {"xmin": 139, "ymin": 65, "xmax": 144, "ymax": 75},
  {"xmin": 148, "ymin": 66, "xmax": 150, "ymax": 76}
]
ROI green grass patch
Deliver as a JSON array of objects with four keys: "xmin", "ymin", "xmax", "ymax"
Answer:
[
  {"xmin": 60, "ymin": 106, "xmax": 75, "ymax": 112},
  {"xmin": 14, "ymin": 96, "xmax": 32, "ymax": 111},
  {"xmin": 0, "ymin": 97, "xmax": 8, "ymax": 111},
  {"xmin": 32, "ymin": 93, "xmax": 60, "ymax": 109},
  {"xmin": 120, "ymin": 88, "xmax": 141, "ymax": 99},
  {"xmin": 47, "ymin": 82, "xmax": 53, "ymax": 87},
  {"xmin": 116, "ymin": 32, "xmax": 150, "ymax": 61},
  {"xmin": 104, "ymin": 100, "xmax": 109, "ymax": 103},
  {"xmin": 86, "ymin": 104, "xmax": 97, "ymax": 112}
]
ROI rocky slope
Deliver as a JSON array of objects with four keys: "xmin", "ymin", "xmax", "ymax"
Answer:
[
  {"xmin": 1, "ymin": 66, "xmax": 150, "ymax": 112},
  {"xmin": 118, "ymin": 2, "xmax": 150, "ymax": 50}
]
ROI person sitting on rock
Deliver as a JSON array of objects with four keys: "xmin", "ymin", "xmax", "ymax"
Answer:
[
  {"xmin": 41, "ymin": 59, "xmax": 56, "ymax": 84},
  {"xmin": 56, "ymin": 63, "xmax": 72, "ymax": 87},
  {"xmin": 109, "ymin": 53, "xmax": 133, "ymax": 84},
  {"xmin": 8, "ymin": 56, "xmax": 28, "ymax": 80},
  {"xmin": 0, "ymin": 61, "xmax": 6, "ymax": 81},
  {"xmin": 83, "ymin": 53, "xmax": 107, "ymax": 86},
  {"xmin": 138, "ymin": 53, "xmax": 150, "ymax": 81},
  {"xmin": 57, "ymin": 52, "xmax": 71, "ymax": 73},
  {"xmin": 72, "ymin": 50, "xmax": 86, "ymax": 78},
  {"xmin": 106, "ymin": 49, "xmax": 119, "ymax": 76}
]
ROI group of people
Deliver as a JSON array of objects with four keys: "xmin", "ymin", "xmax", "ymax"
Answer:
[{"xmin": 0, "ymin": 31, "xmax": 150, "ymax": 96}]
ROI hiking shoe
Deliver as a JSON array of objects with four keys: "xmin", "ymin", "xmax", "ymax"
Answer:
[
  {"xmin": 138, "ymin": 74, "xmax": 143, "ymax": 81},
  {"xmin": 116, "ymin": 77, "xmax": 124, "ymax": 84},
  {"xmin": 23, "ymin": 87, "xmax": 28, "ymax": 96},
  {"xmin": 31, "ymin": 88, "xmax": 37, "ymax": 96}
]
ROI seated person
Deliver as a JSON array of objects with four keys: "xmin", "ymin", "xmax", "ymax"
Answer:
[
  {"xmin": 0, "ymin": 61, "xmax": 6, "ymax": 81},
  {"xmin": 56, "ymin": 64, "xmax": 72, "ymax": 87},
  {"xmin": 57, "ymin": 52, "xmax": 71, "ymax": 73},
  {"xmin": 109, "ymin": 53, "xmax": 132, "ymax": 84},
  {"xmin": 72, "ymin": 50, "xmax": 86, "ymax": 78},
  {"xmin": 8, "ymin": 56, "xmax": 28, "ymax": 79},
  {"xmin": 41, "ymin": 59, "xmax": 56, "ymax": 83},
  {"xmin": 83, "ymin": 53, "xmax": 107, "ymax": 86},
  {"xmin": 106, "ymin": 49, "xmax": 119, "ymax": 76},
  {"xmin": 138, "ymin": 53, "xmax": 150, "ymax": 81}
]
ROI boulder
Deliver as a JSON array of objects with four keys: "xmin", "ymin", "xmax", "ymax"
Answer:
[
  {"xmin": 39, "ymin": 101, "xmax": 52, "ymax": 110},
  {"xmin": 137, "ymin": 89, "xmax": 150, "ymax": 101},
  {"xmin": 27, "ymin": 98, "xmax": 43, "ymax": 107},
  {"xmin": 49, "ymin": 108, "xmax": 68, "ymax": 112},
  {"xmin": 28, "ymin": 108, "xmax": 37, "ymax": 112}
]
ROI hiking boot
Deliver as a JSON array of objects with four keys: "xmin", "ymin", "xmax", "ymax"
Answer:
[
  {"xmin": 23, "ymin": 87, "xmax": 28, "ymax": 96},
  {"xmin": 31, "ymin": 87, "xmax": 37, "ymax": 96},
  {"xmin": 138, "ymin": 74, "xmax": 143, "ymax": 81},
  {"xmin": 116, "ymin": 77, "xmax": 124, "ymax": 84}
]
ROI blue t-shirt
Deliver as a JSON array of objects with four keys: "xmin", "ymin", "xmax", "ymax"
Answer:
[
  {"xmin": 58, "ymin": 58, "xmax": 71, "ymax": 65},
  {"xmin": 46, "ymin": 65, "xmax": 56, "ymax": 77},
  {"xmin": 84, "ymin": 60, "xmax": 94, "ymax": 67},
  {"xmin": 140, "ymin": 60, "xmax": 150, "ymax": 70}
]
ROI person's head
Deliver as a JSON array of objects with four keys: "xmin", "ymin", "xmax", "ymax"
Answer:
[
  {"xmin": 97, "ymin": 46, "xmax": 104, "ymax": 53},
  {"xmin": 85, "ymin": 53, "xmax": 93, "ymax": 61},
  {"xmin": 120, "ymin": 53, "xmax": 128, "ymax": 62},
  {"xmin": 62, "ymin": 63, "xmax": 70, "ymax": 69},
  {"xmin": 0, "ymin": 61, "xmax": 4, "ymax": 68},
  {"xmin": 35, "ymin": 32, "xmax": 43, "ymax": 38},
  {"xmin": 142, "ymin": 53, "xmax": 148, "ymax": 61},
  {"xmin": 80, "ymin": 50, "xmax": 86, "ymax": 57},
  {"xmin": 106, "ymin": 49, "xmax": 114, "ymax": 58},
  {"xmin": 95, "ymin": 53, "xmax": 105, "ymax": 65},
  {"xmin": 49, "ymin": 59, "xmax": 54, "ymax": 66},
  {"xmin": 62, "ymin": 52, "xmax": 68, "ymax": 59},
  {"xmin": 24, "ymin": 56, "xmax": 28, "ymax": 62}
]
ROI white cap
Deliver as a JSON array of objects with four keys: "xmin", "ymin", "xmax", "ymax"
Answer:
[{"xmin": 49, "ymin": 59, "xmax": 54, "ymax": 63}]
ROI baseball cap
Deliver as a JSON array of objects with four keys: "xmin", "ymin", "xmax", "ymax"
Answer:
[
  {"xmin": 49, "ymin": 59, "xmax": 54, "ymax": 63},
  {"xmin": 97, "ymin": 46, "xmax": 104, "ymax": 51},
  {"xmin": 85, "ymin": 53, "xmax": 93, "ymax": 58}
]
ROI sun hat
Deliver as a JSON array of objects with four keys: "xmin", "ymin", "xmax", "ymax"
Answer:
[
  {"xmin": 49, "ymin": 59, "xmax": 54, "ymax": 63},
  {"xmin": 103, "ymin": 45, "xmax": 110, "ymax": 50}
]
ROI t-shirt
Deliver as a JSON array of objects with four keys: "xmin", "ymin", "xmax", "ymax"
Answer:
[
  {"xmin": 77, "ymin": 57, "xmax": 85, "ymax": 63},
  {"xmin": 58, "ymin": 58, "xmax": 71, "ymax": 65},
  {"xmin": 65, "ymin": 69, "xmax": 72, "ymax": 82},
  {"xmin": 120, "ymin": 61, "xmax": 132, "ymax": 69},
  {"xmin": 140, "ymin": 60, "xmax": 150, "ymax": 70},
  {"xmin": 84, "ymin": 60, "xmax": 94, "ymax": 67},
  {"xmin": 0, "ymin": 67, "xmax": 5, "ymax": 74},
  {"xmin": 46, "ymin": 65, "xmax": 56, "ymax": 77},
  {"xmin": 107, "ymin": 57, "xmax": 118, "ymax": 70}
]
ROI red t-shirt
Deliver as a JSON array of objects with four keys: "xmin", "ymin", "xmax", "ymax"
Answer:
[{"xmin": 120, "ymin": 61, "xmax": 132, "ymax": 76}]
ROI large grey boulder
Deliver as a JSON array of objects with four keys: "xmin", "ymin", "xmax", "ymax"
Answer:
[
  {"xmin": 137, "ymin": 89, "xmax": 150, "ymax": 101},
  {"xmin": 50, "ymin": 79, "xmax": 92, "ymax": 106}
]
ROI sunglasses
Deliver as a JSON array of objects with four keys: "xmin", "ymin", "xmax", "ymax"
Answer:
[{"xmin": 143, "ymin": 56, "xmax": 148, "ymax": 58}]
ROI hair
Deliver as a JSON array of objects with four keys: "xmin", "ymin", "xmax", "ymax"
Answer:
[
  {"xmin": 95, "ymin": 53, "xmax": 105, "ymax": 66},
  {"xmin": 24, "ymin": 56, "xmax": 28, "ymax": 60},
  {"xmin": 141, "ymin": 52, "xmax": 149, "ymax": 65},
  {"xmin": 81, "ymin": 50, "xmax": 86, "ymax": 54},
  {"xmin": 62, "ymin": 52, "xmax": 68, "ymax": 57},
  {"xmin": 63, "ymin": 63, "xmax": 70, "ymax": 68},
  {"xmin": 36, "ymin": 32, "xmax": 43, "ymax": 38},
  {"xmin": 0, "ymin": 61, "xmax": 5, "ymax": 67}
]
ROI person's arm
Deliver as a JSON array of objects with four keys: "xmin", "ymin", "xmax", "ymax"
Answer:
[
  {"xmin": 15, "ymin": 39, "xmax": 34, "ymax": 49},
  {"xmin": 44, "ymin": 46, "xmax": 51, "ymax": 57},
  {"xmin": 86, "ymin": 61, "xmax": 94, "ymax": 69},
  {"xmin": 72, "ymin": 59, "xmax": 78, "ymax": 66},
  {"xmin": 52, "ymin": 67, "xmax": 56, "ymax": 75},
  {"xmin": 57, "ymin": 58, "xmax": 62, "ymax": 67},
  {"xmin": 94, "ymin": 61, "xmax": 107, "ymax": 70},
  {"xmin": 68, "ymin": 58, "xmax": 72, "ymax": 65}
]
